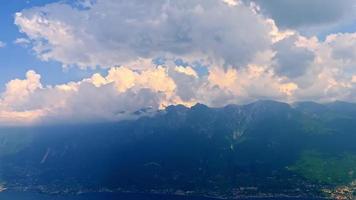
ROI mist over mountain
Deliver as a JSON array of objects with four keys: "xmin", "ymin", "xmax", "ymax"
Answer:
[
  {"xmin": 0, "ymin": 100, "xmax": 356, "ymax": 198},
  {"xmin": 1, "ymin": 0, "xmax": 356, "ymax": 199}
]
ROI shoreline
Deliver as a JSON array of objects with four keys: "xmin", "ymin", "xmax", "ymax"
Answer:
[{"xmin": 1, "ymin": 187, "xmax": 331, "ymax": 200}]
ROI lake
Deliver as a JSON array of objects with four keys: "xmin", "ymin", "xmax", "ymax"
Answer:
[
  {"xmin": 0, "ymin": 192, "xmax": 218, "ymax": 200},
  {"xmin": 0, "ymin": 191, "xmax": 325, "ymax": 200}
]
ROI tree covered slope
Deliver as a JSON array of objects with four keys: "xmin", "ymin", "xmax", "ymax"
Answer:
[{"xmin": 1, "ymin": 100, "xmax": 356, "ymax": 198}]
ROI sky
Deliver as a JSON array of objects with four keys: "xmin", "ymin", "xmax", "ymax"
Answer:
[
  {"xmin": 0, "ymin": 0, "xmax": 355, "ymax": 126},
  {"xmin": 0, "ymin": 0, "xmax": 107, "ymax": 88}
]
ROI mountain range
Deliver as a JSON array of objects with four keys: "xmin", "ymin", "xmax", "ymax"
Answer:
[{"xmin": 1, "ymin": 100, "xmax": 356, "ymax": 199}]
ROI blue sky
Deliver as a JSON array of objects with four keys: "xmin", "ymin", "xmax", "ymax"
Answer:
[
  {"xmin": 0, "ymin": 0, "xmax": 354, "ymax": 88},
  {"xmin": 1, "ymin": 0, "xmax": 354, "ymax": 89},
  {"xmin": 0, "ymin": 0, "xmax": 355, "ymax": 125},
  {"xmin": 0, "ymin": 0, "xmax": 105, "ymax": 89}
]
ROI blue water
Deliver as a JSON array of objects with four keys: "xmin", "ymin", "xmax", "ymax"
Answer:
[
  {"xmin": 0, "ymin": 191, "xmax": 324, "ymax": 200},
  {"xmin": 0, "ymin": 192, "xmax": 216, "ymax": 200}
]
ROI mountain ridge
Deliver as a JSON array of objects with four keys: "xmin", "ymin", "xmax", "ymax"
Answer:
[{"xmin": 0, "ymin": 100, "xmax": 356, "ymax": 198}]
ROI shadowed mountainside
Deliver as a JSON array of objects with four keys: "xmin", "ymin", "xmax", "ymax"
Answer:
[{"xmin": 1, "ymin": 100, "xmax": 356, "ymax": 198}]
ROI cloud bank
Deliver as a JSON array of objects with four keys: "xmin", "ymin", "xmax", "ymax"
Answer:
[
  {"xmin": 15, "ymin": 0, "xmax": 272, "ymax": 69},
  {"xmin": 2, "ymin": 0, "xmax": 356, "ymax": 125}
]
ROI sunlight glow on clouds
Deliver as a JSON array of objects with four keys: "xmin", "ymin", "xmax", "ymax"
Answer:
[
  {"xmin": 1, "ymin": 0, "xmax": 356, "ymax": 125},
  {"xmin": 0, "ymin": 64, "xmax": 302, "ymax": 125}
]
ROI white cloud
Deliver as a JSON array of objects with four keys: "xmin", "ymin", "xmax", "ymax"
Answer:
[
  {"xmin": 0, "ymin": 63, "xmax": 304, "ymax": 125},
  {"xmin": 14, "ymin": 38, "xmax": 31, "ymax": 47},
  {"xmin": 326, "ymin": 33, "xmax": 356, "ymax": 64},
  {"xmin": 1, "ymin": 70, "xmax": 42, "ymax": 110},
  {"xmin": 4, "ymin": 0, "xmax": 356, "ymax": 126},
  {"xmin": 222, "ymin": 0, "xmax": 240, "ymax": 7},
  {"xmin": 0, "ymin": 65, "xmax": 179, "ymax": 125},
  {"xmin": 15, "ymin": 0, "xmax": 272, "ymax": 69},
  {"xmin": 2, "ymin": 39, "xmax": 356, "ymax": 126},
  {"xmin": 0, "ymin": 41, "xmax": 6, "ymax": 48}
]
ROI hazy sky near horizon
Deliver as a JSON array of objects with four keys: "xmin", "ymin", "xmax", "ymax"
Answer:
[{"xmin": 0, "ymin": 0, "xmax": 356, "ymax": 125}]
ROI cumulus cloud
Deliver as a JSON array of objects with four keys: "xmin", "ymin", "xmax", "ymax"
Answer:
[
  {"xmin": 1, "ymin": 70, "xmax": 42, "ymax": 110},
  {"xmin": 272, "ymin": 35, "xmax": 315, "ymax": 79},
  {"xmin": 0, "ymin": 71, "xmax": 45, "ymax": 125},
  {"xmin": 15, "ymin": 0, "xmax": 272, "ymax": 69},
  {"xmin": 0, "ymin": 63, "xmax": 303, "ymax": 125},
  {"xmin": 0, "ymin": 68, "xmax": 166, "ymax": 125},
  {"xmin": 3, "ymin": 0, "xmax": 356, "ymax": 126},
  {"xmin": 2, "ymin": 41, "xmax": 356, "ymax": 125},
  {"xmin": 327, "ymin": 33, "xmax": 356, "ymax": 64}
]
